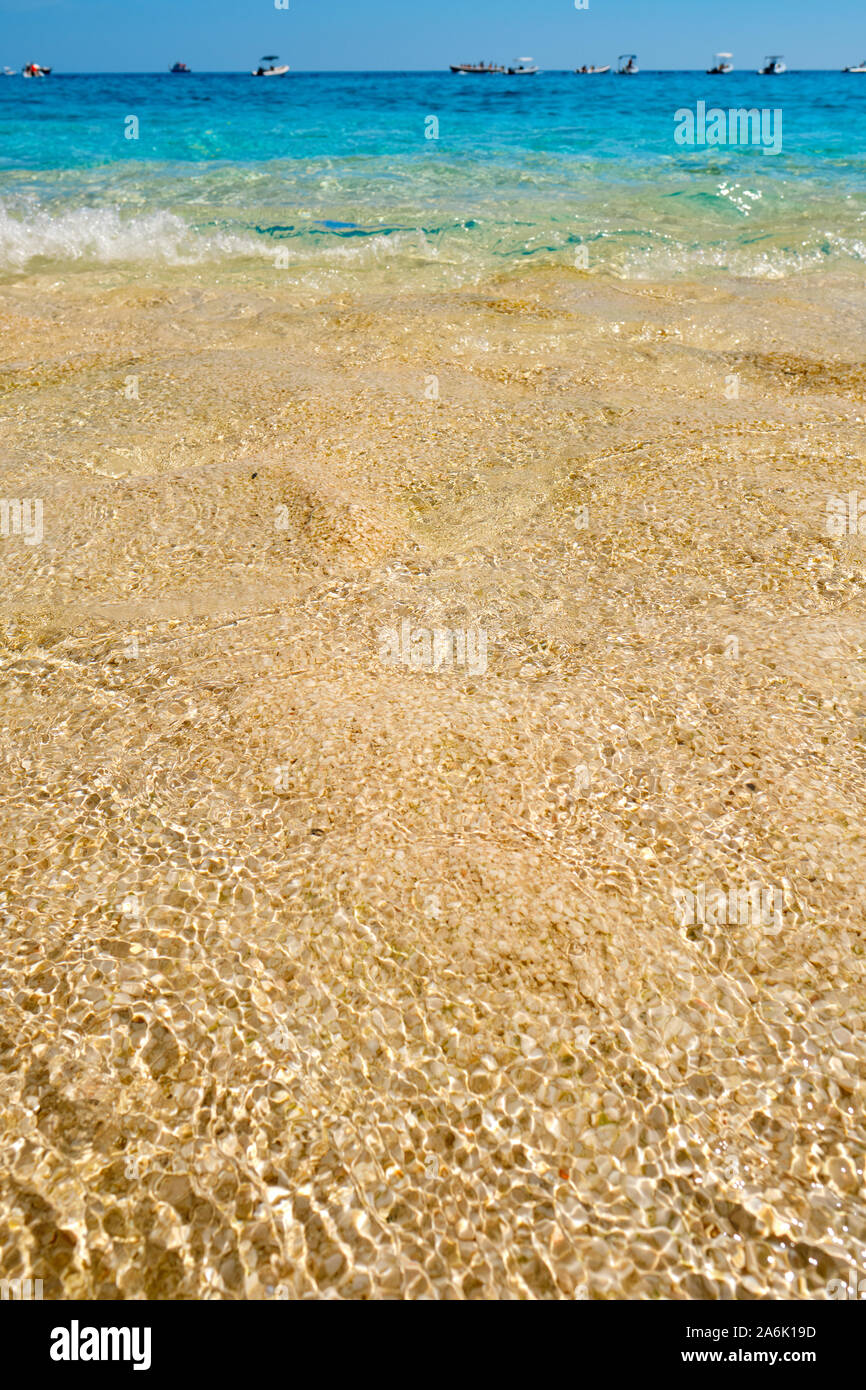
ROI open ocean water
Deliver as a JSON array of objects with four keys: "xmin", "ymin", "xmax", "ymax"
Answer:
[{"xmin": 0, "ymin": 70, "xmax": 864, "ymax": 287}]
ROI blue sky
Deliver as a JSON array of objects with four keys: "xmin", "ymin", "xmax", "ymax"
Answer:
[{"xmin": 1, "ymin": 0, "xmax": 862, "ymax": 71}]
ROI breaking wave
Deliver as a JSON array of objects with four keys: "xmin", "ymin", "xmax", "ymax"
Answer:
[{"xmin": 0, "ymin": 205, "xmax": 264, "ymax": 270}]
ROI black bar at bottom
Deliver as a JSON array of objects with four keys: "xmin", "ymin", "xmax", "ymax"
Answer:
[{"xmin": 5, "ymin": 1296, "xmax": 858, "ymax": 1377}]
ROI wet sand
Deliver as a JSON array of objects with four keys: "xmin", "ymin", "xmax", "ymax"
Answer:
[{"xmin": 0, "ymin": 263, "xmax": 865, "ymax": 1298}]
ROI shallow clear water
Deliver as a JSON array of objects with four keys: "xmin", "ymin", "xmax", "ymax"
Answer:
[
  {"xmin": 0, "ymin": 71, "xmax": 864, "ymax": 284},
  {"xmin": 1, "ymin": 67, "xmax": 866, "ymax": 1305}
]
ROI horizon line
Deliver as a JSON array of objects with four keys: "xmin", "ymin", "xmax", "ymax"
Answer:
[{"xmin": 9, "ymin": 67, "xmax": 854, "ymax": 74}]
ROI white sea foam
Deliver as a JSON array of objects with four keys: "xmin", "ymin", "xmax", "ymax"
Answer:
[
  {"xmin": 0, "ymin": 205, "xmax": 264, "ymax": 270},
  {"xmin": 619, "ymin": 235, "xmax": 866, "ymax": 281},
  {"xmin": 1, "ymin": 200, "xmax": 862, "ymax": 288}
]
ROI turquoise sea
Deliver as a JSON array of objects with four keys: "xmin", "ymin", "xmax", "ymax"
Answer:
[{"xmin": 0, "ymin": 71, "xmax": 864, "ymax": 286}]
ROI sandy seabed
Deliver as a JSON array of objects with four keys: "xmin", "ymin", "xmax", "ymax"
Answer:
[{"xmin": 0, "ymin": 261, "xmax": 865, "ymax": 1299}]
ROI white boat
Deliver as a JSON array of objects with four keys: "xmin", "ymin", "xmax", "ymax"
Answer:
[
  {"xmin": 616, "ymin": 54, "xmax": 638, "ymax": 74},
  {"xmin": 252, "ymin": 55, "xmax": 289, "ymax": 76},
  {"xmin": 22, "ymin": 62, "xmax": 51, "ymax": 77},
  {"xmin": 843, "ymin": 60, "xmax": 866, "ymax": 72},
  {"xmin": 575, "ymin": 64, "xmax": 610, "ymax": 74},
  {"xmin": 2, "ymin": 67, "xmax": 16, "ymax": 77},
  {"xmin": 758, "ymin": 55, "xmax": 786, "ymax": 74},
  {"xmin": 707, "ymin": 52, "xmax": 733, "ymax": 74},
  {"xmin": 506, "ymin": 57, "xmax": 539, "ymax": 75}
]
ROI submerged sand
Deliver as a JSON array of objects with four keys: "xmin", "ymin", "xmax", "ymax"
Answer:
[{"xmin": 0, "ymin": 261, "xmax": 865, "ymax": 1299}]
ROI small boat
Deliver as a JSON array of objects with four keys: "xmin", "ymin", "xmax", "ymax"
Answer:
[
  {"xmin": 2, "ymin": 67, "xmax": 16, "ymax": 77},
  {"xmin": 616, "ymin": 54, "xmax": 638, "ymax": 74},
  {"xmin": 575, "ymin": 64, "xmax": 610, "ymax": 74},
  {"xmin": 707, "ymin": 52, "xmax": 733, "ymax": 74},
  {"xmin": 449, "ymin": 61, "xmax": 506, "ymax": 74},
  {"xmin": 22, "ymin": 62, "xmax": 51, "ymax": 77},
  {"xmin": 252, "ymin": 55, "xmax": 289, "ymax": 76},
  {"xmin": 843, "ymin": 59, "xmax": 866, "ymax": 72},
  {"xmin": 506, "ymin": 57, "xmax": 539, "ymax": 75},
  {"xmin": 758, "ymin": 55, "xmax": 786, "ymax": 74},
  {"xmin": 170, "ymin": 61, "xmax": 191, "ymax": 74}
]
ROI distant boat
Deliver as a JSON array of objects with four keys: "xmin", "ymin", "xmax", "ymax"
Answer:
[
  {"xmin": 252, "ymin": 55, "xmax": 289, "ymax": 76},
  {"xmin": 506, "ymin": 57, "xmax": 539, "ymax": 75},
  {"xmin": 616, "ymin": 54, "xmax": 638, "ymax": 74},
  {"xmin": 758, "ymin": 55, "xmax": 786, "ymax": 74},
  {"xmin": 170, "ymin": 61, "xmax": 191, "ymax": 74},
  {"xmin": 707, "ymin": 52, "xmax": 733, "ymax": 74},
  {"xmin": 2, "ymin": 67, "xmax": 16, "ymax": 77},
  {"xmin": 843, "ymin": 59, "xmax": 866, "ymax": 72},
  {"xmin": 22, "ymin": 62, "xmax": 51, "ymax": 78},
  {"xmin": 575, "ymin": 64, "xmax": 610, "ymax": 74},
  {"xmin": 450, "ymin": 61, "xmax": 506, "ymax": 74}
]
